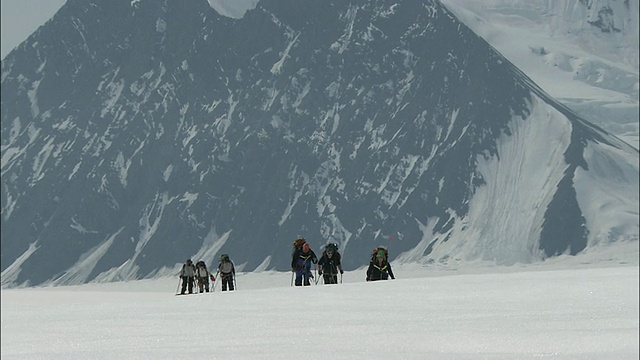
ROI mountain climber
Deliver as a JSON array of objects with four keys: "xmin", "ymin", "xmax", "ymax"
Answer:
[
  {"xmin": 217, "ymin": 254, "xmax": 236, "ymax": 291},
  {"xmin": 317, "ymin": 243, "xmax": 343, "ymax": 284},
  {"xmin": 180, "ymin": 259, "xmax": 197, "ymax": 294},
  {"xmin": 195, "ymin": 260, "xmax": 210, "ymax": 293},
  {"xmin": 366, "ymin": 250, "xmax": 395, "ymax": 281},
  {"xmin": 291, "ymin": 242, "xmax": 318, "ymax": 286}
]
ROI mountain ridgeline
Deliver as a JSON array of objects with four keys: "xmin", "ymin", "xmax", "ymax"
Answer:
[{"xmin": 1, "ymin": 0, "xmax": 637, "ymax": 287}]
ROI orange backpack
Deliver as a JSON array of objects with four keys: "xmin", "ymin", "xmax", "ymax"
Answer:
[
  {"xmin": 292, "ymin": 238, "xmax": 306, "ymax": 254},
  {"xmin": 371, "ymin": 246, "xmax": 389, "ymax": 262}
]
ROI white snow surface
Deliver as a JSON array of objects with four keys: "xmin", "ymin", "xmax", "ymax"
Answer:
[{"xmin": 2, "ymin": 244, "xmax": 638, "ymax": 359}]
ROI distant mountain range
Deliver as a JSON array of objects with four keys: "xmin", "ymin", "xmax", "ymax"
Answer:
[{"xmin": 1, "ymin": 0, "xmax": 637, "ymax": 287}]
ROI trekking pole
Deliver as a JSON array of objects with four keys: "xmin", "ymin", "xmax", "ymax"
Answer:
[
  {"xmin": 212, "ymin": 270, "xmax": 219, "ymax": 292},
  {"xmin": 176, "ymin": 277, "xmax": 181, "ymax": 294},
  {"xmin": 234, "ymin": 277, "xmax": 237, "ymax": 291},
  {"xmin": 290, "ymin": 270, "xmax": 294, "ymax": 287}
]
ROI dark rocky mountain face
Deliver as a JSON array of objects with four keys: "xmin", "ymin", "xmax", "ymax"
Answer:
[{"xmin": 2, "ymin": 0, "xmax": 637, "ymax": 286}]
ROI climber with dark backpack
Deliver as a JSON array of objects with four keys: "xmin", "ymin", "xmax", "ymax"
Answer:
[
  {"xmin": 217, "ymin": 254, "xmax": 236, "ymax": 291},
  {"xmin": 179, "ymin": 259, "xmax": 197, "ymax": 294},
  {"xmin": 195, "ymin": 260, "xmax": 211, "ymax": 293},
  {"xmin": 317, "ymin": 243, "xmax": 343, "ymax": 284}
]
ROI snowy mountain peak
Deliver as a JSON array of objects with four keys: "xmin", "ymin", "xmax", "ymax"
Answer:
[{"xmin": 1, "ymin": 0, "xmax": 638, "ymax": 287}]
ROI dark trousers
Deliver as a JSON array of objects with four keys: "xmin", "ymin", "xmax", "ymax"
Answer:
[
  {"xmin": 322, "ymin": 273, "xmax": 338, "ymax": 284},
  {"xmin": 295, "ymin": 269, "xmax": 312, "ymax": 286},
  {"xmin": 221, "ymin": 274, "xmax": 234, "ymax": 291},
  {"xmin": 368, "ymin": 273, "xmax": 389, "ymax": 281},
  {"xmin": 181, "ymin": 276, "xmax": 194, "ymax": 294},
  {"xmin": 197, "ymin": 277, "xmax": 209, "ymax": 293}
]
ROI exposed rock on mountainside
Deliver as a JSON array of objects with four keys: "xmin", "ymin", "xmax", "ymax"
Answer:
[{"xmin": 1, "ymin": 0, "xmax": 637, "ymax": 287}]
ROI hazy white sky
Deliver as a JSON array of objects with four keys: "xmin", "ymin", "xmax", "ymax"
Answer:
[{"xmin": 0, "ymin": 0, "xmax": 66, "ymax": 59}]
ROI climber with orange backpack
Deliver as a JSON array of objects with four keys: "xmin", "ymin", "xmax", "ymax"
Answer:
[
  {"xmin": 291, "ymin": 238, "xmax": 318, "ymax": 286},
  {"xmin": 366, "ymin": 247, "xmax": 395, "ymax": 281}
]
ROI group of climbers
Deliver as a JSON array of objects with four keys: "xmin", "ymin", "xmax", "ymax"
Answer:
[
  {"xmin": 179, "ymin": 254, "xmax": 236, "ymax": 295},
  {"xmin": 179, "ymin": 239, "xmax": 396, "ymax": 293},
  {"xmin": 290, "ymin": 238, "xmax": 395, "ymax": 286}
]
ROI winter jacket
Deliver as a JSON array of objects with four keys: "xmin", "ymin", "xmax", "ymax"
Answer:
[
  {"xmin": 195, "ymin": 262, "xmax": 210, "ymax": 278},
  {"xmin": 291, "ymin": 249, "xmax": 318, "ymax": 270},
  {"xmin": 218, "ymin": 260, "xmax": 235, "ymax": 276},
  {"xmin": 366, "ymin": 260, "xmax": 395, "ymax": 281},
  {"xmin": 318, "ymin": 252, "xmax": 343, "ymax": 275},
  {"xmin": 181, "ymin": 263, "xmax": 196, "ymax": 277}
]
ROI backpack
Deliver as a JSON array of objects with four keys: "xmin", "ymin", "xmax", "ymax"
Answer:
[
  {"xmin": 219, "ymin": 254, "xmax": 233, "ymax": 274},
  {"xmin": 292, "ymin": 238, "xmax": 306, "ymax": 254},
  {"xmin": 325, "ymin": 243, "xmax": 338, "ymax": 253},
  {"xmin": 371, "ymin": 246, "xmax": 389, "ymax": 262},
  {"xmin": 196, "ymin": 264, "xmax": 208, "ymax": 277},
  {"xmin": 323, "ymin": 243, "xmax": 340, "ymax": 258},
  {"xmin": 181, "ymin": 261, "xmax": 196, "ymax": 277}
]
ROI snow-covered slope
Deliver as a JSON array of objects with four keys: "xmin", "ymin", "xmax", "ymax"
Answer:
[
  {"xmin": 441, "ymin": 0, "xmax": 639, "ymax": 149},
  {"xmin": 2, "ymin": 258, "xmax": 639, "ymax": 359}
]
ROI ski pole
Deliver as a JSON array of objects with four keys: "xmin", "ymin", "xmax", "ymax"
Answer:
[
  {"xmin": 212, "ymin": 270, "xmax": 219, "ymax": 292},
  {"xmin": 290, "ymin": 270, "xmax": 294, "ymax": 287},
  {"xmin": 234, "ymin": 276, "xmax": 237, "ymax": 291}
]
